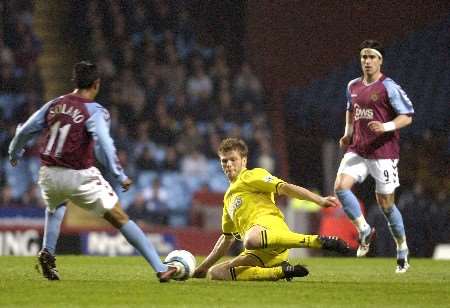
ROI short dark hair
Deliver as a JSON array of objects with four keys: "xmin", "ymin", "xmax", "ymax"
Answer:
[
  {"xmin": 218, "ymin": 138, "xmax": 248, "ymax": 157},
  {"xmin": 359, "ymin": 39, "xmax": 384, "ymax": 58},
  {"xmin": 72, "ymin": 61, "xmax": 99, "ymax": 89}
]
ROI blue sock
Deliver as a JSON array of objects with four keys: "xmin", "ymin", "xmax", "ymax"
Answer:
[
  {"xmin": 336, "ymin": 189, "xmax": 362, "ymax": 220},
  {"xmin": 397, "ymin": 249, "xmax": 408, "ymax": 259},
  {"xmin": 380, "ymin": 204, "xmax": 406, "ymax": 244},
  {"xmin": 43, "ymin": 204, "xmax": 66, "ymax": 254},
  {"xmin": 120, "ymin": 220, "xmax": 167, "ymax": 273}
]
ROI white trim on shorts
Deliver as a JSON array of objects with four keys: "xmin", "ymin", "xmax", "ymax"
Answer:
[
  {"xmin": 337, "ymin": 152, "xmax": 400, "ymax": 194},
  {"xmin": 38, "ymin": 165, "xmax": 118, "ymax": 215}
]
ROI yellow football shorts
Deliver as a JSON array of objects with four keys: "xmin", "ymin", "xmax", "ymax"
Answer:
[{"xmin": 239, "ymin": 215, "xmax": 290, "ymax": 267}]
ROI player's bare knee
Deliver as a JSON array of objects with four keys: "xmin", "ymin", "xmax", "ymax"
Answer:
[
  {"xmin": 244, "ymin": 226, "xmax": 263, "ymax": 249},
  {"xmin": 243, "ymin": 235, "xmax": 261, "ymax": 250},
  {"xmin": 104, "ymin": 204, "xmax": 129, "ymax": 228},
  {"xmin": 207, "ymin": 266, "xmax": 227, "ymax": 281},
  {"xmin": 334, "ymin": 174, "xmax": 354, "ymax": 192},
  {"xmin": 376, "ymin": 193, "xmax": 395, "ymax": 209}
]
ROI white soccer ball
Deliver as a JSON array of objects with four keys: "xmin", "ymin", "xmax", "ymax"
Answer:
[{"xmin": 164, "ymin": 249, "xmax": 196, "ymax": 281}]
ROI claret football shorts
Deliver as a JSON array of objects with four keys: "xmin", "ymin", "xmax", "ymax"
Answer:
[
  {"xmin": 38, "ymin": 166, "xmax": 119, "ymax": 215},
  {"xmin": 337, "ymin": 152, "xmax": 400, "ymax": 194}
]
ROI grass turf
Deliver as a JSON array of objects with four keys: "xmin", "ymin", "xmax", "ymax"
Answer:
[{"xmin": 0, "ymin": 256, "xmax": 449, "ymax": 307}]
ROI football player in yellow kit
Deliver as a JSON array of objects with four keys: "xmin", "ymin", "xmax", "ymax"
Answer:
[{"xmin": 193, "ymin": 138, "xmax": 350, "ymax": 281}]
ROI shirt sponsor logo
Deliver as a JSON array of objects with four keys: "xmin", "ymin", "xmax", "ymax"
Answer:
[
  {"xmin": 228, "ymin": 196, "xmax": 242, "ymax": 219},
  {"xmin": 354, "ymin": 103, "xmax": 374, "ymax": 121}
]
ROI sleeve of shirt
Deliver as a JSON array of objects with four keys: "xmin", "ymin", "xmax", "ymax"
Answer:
[
  {"xmin": 240, "ymin": 168, "xmax": 285, "ymax": 194},
  {"xmin": 8, "ymin": 100, "xmax": 53, "ymax": 161},
  {"xmin": 221, "ymin": 205, "xmax": 236, "ymax": 235},
  {"xmin": 383, "ymin": 79, "xmax": 415, "ymax": 115},
  {"xmin": 85, "ymin": 103, "xmax": 128, "ymax": 182},
  {"xmin": 346, "ymin": 82, "xmax": 352, "ymax": 111}
]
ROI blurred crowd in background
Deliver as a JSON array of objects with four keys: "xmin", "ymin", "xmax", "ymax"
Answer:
[
  {"xmin": 0, "ymin": 1, "xmax": 448, "ymax": 255},
  {"xmin": 0, "ymin": 1, "xmax": 275, "ymax": 227}
]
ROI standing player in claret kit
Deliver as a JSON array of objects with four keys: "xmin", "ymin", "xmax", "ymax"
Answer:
[
  {"xmin": 8, "ymin": 61, "xmax": 178, "ymax": 282},
  {"xmin": 334, "ymin": 40, "xmax": 414, "ymax": 273}
]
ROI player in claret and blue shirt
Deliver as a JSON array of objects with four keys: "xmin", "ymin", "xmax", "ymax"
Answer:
[
  {"xmin": 334, "ymin": 40, "xmax": 414, "ymax": 273},
  {"xmin": 8, "ymin": 61, "xmax": 178, "ymax": 282}
]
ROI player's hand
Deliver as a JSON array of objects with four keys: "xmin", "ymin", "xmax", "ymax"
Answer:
[
  {"xmin": 320, "ymin": 196, "xmax": 340, "ymax": 208},
  {"xmin": 121, "ymin": 178, "xmax": 133, "ymax": 192},
  {"xmin": 339, "ymin": 135, "xmax": 352, "ymax": 150},
  {"xmin": 192, "ymin": 267, "xmax": 208, "ymax": 278},
  {"xmin": 9, "ymin": 159, "xmax": 18, "ymax": 167},
  {"xmin": 368, "ymin": 121, "xmax": 384, "ymax": 135}
]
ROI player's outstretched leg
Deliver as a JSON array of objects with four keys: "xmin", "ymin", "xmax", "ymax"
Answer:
[
  {"xmin": 319, "ymin": 236, "xmax": 351, "ymax": 254},
  {"xmin": 105, "ymin": 203, "xmax": 180, "ymax": 282},
  {"xmin": 37, "ymin": 248, "xmax": 60, "ymax": 280}
]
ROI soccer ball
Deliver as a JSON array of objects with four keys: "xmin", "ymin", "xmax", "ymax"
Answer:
[{"xmin": 164, "ymin": 249, "xmax": 196, "ymax": 280}]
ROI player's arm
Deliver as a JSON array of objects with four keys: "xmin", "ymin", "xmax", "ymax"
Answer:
[
  {"xmin": 339, "ymin": 110, "xmax": 354, "ymax": 149},
  {"xmin": 368, "ymin": 114, "xmax": 412, "ymax": 135},
  {"xmin": 369, "ymin": 79, "xmax": 414, "ymax": 134},
  {"xmin": 340, "ymin": 76, "xmax": 355, "ymax": 151},
  {"xmin": 8, "ymin": 101, "xmax": 52, "ymax": 165},
  {"xmin": 85, "ymin": 106, "xmax": 131, "ymax": 190},
  {"xmin": 278, "ymin": 182, "xmax": 339, "ymax": 208},
  {"xmin": 192, "ymin": 234, "xmax": 235, "ymax": 278}
]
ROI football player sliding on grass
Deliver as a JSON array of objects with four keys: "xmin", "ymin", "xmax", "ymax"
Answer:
[{"xmin": 193, "ymin": 138, "xmax": 350, "ymax": 281}]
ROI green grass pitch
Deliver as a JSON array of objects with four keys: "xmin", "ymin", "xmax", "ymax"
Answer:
[{"xmin": 1, "ymin": 256, "xmax": 449, "ymax": 307}]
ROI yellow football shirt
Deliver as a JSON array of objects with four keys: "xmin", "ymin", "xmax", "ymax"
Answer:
[{"xmin": 222, "ymin": 168, "xmax": 286, "ymax": 239}]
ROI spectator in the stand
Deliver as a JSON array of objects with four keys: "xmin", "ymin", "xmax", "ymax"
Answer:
[
  {"xmin": 13, "ymin": 24, "xmax": 42, "ymax": 71},
  {"xmin": 151, "ymin": 0, "xmax": 176, "ymax": 34},
  {"xmin": 0, "ymin": 63, "xmax": 21, "ymax": 94},
  {"xmin": 113, "ymin": 123, "xmax": 134, "ymax": 152},
  {"xmin": 176, "ymin": 117, "xmax": 204, "ymax": 154},
  {"xmin": 216, "ymin": 83, "xmax": 238, "ymax": 122},
  {"xmin": 210, "ymin": 45, "xmax": 230, "ymax": 82},
  {"xmin": 161, "ymin": 146, "xmax": 180, "ymax": 172},
  {"xmin": 136, "ymin": 146, "xmax": 160, "ymax": 171},
  {"xmin": 141, "ymin": 178, "xmax": 170, "ymax": 225},
  {"xmin": 180, "ymin": 149, "xmax": 209, "ymax": 191},
  {"xmin": 255, "ymin": 139, "xmax": 276, "ymax": 173},
  {"xmin": 126, "ymin": 193, "xmax": 152, "ymax": 226},
  {"xmin": 186, "ymin": 55, "xmax": 213, "ymax": 102},
  {"xmin": 0, "ymin": 185, "xmax": 22, "ymax": 207},
  {"xmin": 152, "ymin": 107, "xmax": 178, "ymax": 146},
  {"xmin": 21, "ymin": 183, "xmax": 45, "ymax": 208},
  {"xmin": 173, "ymin": 8, "xmax": 195, "ymax": 60},
  {"xmin": 233, "ymin": 61, "xmax": 263, "ymax": 103},
  {"xmin": 169, "ymin": 91, "xmax": 191, "ymax": 122}
]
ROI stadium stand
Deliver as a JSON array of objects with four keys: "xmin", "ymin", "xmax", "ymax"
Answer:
[{"xmin": 1, "ymin": 1, "xmax": 275, "ymax": 229}]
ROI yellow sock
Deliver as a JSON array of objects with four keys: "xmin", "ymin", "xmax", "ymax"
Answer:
[
  {"xmin": 261, "ymin": 229, "xmax": 322, "ymax": 249},
  {"xmin": 230, "ymin": 266, "xmax": 284, "ymax": 281}
]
